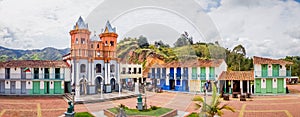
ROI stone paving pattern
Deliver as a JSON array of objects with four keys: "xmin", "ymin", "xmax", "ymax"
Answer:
[{"xmin": 0, "ymin": 84, "xmax": 300, "ymax": 117}]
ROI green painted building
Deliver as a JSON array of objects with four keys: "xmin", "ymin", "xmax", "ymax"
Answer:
[
  {"xmin": 253, "ymin": 56, "xmax": 292, "ymax": 94},
  {"xmin": 0, "ymin": 60, "xmax": 71, "ymax": 95}
]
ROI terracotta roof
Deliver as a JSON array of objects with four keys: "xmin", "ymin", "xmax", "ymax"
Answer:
[
  {"xmin": 253, "ymin": 56, "xmax": 293, "ymax": 65},
  {"xmin": 0, "ymin": 60, "xmax": 69, "ymax": 68},
  {"xmin": 160, "ymin": 59, "xmax": 224, "ymax": 68},
  {"xmin": 219, "ymin": 71, "xmax": 254, "ymax": 80}
]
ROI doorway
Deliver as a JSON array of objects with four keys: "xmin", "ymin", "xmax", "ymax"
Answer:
[
  {"xmin": 110, "ymin": 78, "xmax": 116, "ymax": 91},
  {"xmin": 44, "ymin": 81, "xmax": 50, "ymax": 94},
  {"xmin": 169, "ymin": 79, "xmax": 175, "ymax": 90}
]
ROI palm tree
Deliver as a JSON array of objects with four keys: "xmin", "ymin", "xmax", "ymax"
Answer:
[{"xmin": 193, "ymin": 83, "xmax": 235, "ymax": 117}]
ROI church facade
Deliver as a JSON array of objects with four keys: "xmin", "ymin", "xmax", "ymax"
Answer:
[{"xmin": 67, "ymin": 17, "xmax": 121, "ymax": 97}]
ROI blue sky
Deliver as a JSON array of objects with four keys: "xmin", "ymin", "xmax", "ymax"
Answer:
[{"xmin": 0, "ymin": 0, "xmax": 300, "ymax": 58}]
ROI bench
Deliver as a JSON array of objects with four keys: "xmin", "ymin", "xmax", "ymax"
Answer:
[
  {"xmin": 232, "ymin": 92, "xmax": 239, "ymax": 98},
  {"xmin": 240, "ymin": 95, "xmax": 246, "ymax": 101},
  {"xmin": 223, "ymin": 94, "xmax": 230, "ymax": 101},
  {"xmin": 246, "ymin": 93, "xmax": 251, "ymax": 98}
]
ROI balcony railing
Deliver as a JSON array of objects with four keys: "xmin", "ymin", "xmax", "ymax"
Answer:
[
  {"xmin": 182, "ymin": 73, "xmax": 188, "ymax": 80},
  {"xmin": 192, "ymin": 73, "xmax": 197, "ymax": 79},
  {"xmin": 209, "ymin": 74, "xmax": 215, "ymax": 80},
  {"xmin": 156, "ymin": 73, "xmax": 161, "ymax": 79},
  {"xmin": 162, "ymin": 73, "xmax": 166, "ymax": 79},
  {"xmin": 200, "ymin": 73, "xmax": 206, "ymax": 80},
  {"xmin": 148, "ymin": 73, "xmax": 155, "ymax": 78},
  {"xmin": 0, "ymin": 73, "xmax": 64, "ymax": 80},
  {"xmin": 254, "ymin": 70, "xmax": 292, "ymax": 78},
  {"xmin": 176, "ymin": 73, "xmax": 181, "ymax": 79}
]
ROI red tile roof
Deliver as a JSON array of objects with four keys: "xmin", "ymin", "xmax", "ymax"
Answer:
[
  {"xmin": 0, "ymin": 60, "xmax": 69, "ymax": 68},
  {"xmin": 219, "ymin": 71, "xmax": 254, "ymax": 80},
  {"xmin": 253, "ymin": 56, "xmax": 292, "ymax": 65},
  {"xmin": 160, "ymin": 59, "xmax": 224, "ymax": 68}
]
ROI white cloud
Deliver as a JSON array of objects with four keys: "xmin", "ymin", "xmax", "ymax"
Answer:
[
  {"xmin": 0, "ymin": 0, "xmax": 102, "ymax": 49},
  {"xmin": 0, "ymin": 0, "xmax": 299, "ymax": 59},
  {"xmin": 207, "ymin": 0, "xmax": 300, "ymax": 58}
]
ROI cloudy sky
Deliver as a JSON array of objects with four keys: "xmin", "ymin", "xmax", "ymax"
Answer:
[{"xmin": 0, "ymin": 0, "xmax": 300, "ymax": 58}]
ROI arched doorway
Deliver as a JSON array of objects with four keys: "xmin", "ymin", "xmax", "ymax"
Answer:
[
  {"xmin": 79, "ymin": 78, "xmax": 87, "ymax": 95},
  {"xmin": 110, "ymin": 78, "xmax": 116, "ymax": 91},
  {"xmin": 95, "ymin": 76, "xmax": 103, "ymax": 93}
]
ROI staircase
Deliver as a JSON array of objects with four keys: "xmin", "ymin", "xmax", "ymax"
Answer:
[{"xmin": 64, "ymin": 93, "xmax": 73, "ymax": 101}]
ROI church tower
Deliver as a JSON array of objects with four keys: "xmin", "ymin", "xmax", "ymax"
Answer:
[{"xmin": 69, "ymin": 16, "xmax": 91, "ymax": 97}]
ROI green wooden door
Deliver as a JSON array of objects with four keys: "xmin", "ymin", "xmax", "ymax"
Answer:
[
  {"xmin": 272, "ymin": 64, "xmax": 279, "ymax": 77},
  {"xmin": 54, "ymin": 81, "xmax": 61, "ymax": 94},
  {"xmin": 261, "ymin": 64, "xmax": 268, "ymax": 77},
  {"xmin": 266, "ymin": 79, "xmax": 272, "ymax": 93},
  {"xmin": 192, "ymin": 67, "xmax": 197, "ymax": 79},
  {"xmin": 44, "ymin": 81, "xmax": 50, "ymax": 94},
  {"xmin": 255, "ymin": 79, "xmax": 261, "ymax": 93},
  {"xmin": 200, "ymin": 67, "xmax": 206, "ymax": 80},
  {"xmin": 33, "ymin": 81, "xmax": 40, "ymax": 94},
  {"xmin": 209, "ymin": 67, "xmax": 215, "ymax": 80},
  {"xmin": 277, "ymin": 78, "xmax": 284, "ymax": 93}
]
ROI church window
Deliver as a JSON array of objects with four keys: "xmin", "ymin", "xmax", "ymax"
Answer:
[
  {"xmin": 110, "ymin": 41, "xmax": 114, "ymax": 46},
  {"xmin": 80, "ymin": 64, "xmax": 86, "ymax": 73},
  {"xmin": 76, "ymin": 38, "xmax": 78, "ymax": 44},
  {"xmin": 91, "ymin": 44, "xmax": 93, "ymax": 48},
  {"xmin": 96, "ymin": 64, "xmax": 101, "ymax": 73},
  {"xmin": 110, "ymin": 64, "xmax": 115, "ymax": 72},
  {"xmin": 81, "ymin": 38, "xmax": 85, "ymax": 44}
]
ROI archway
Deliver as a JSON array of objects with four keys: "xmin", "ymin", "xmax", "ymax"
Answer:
[
  {"xmin": 110, "ymin": 78, "xmax": 116, "ymax": 91},
  {"xmin": 95, "ymin": 76, "xmax": 103, "ymax": 93}
]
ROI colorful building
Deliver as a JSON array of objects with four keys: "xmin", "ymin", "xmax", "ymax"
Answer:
[
  {"xmin": 66, "ymin": 16, "xmax": 121, "ymax": 97},
  {"xmin": 253, "ymin": 56, "xmax": 292, "ymax": 94},
  {"xmin": 219, "ymin": 71, "xmax": 254, "ymax": 94},
  {"xmin": 149, "ymin": 59, "xmax": 227, "ymax": 92},
  {"xmin": 0, "ymin": 60, "xmax": 70, "ymax": 95},
  {"xmin": 119, "ymin": 63, "xmax": 143, "ymax": 92}
]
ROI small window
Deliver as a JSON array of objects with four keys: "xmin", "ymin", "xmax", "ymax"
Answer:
[
  {"xmin": 80, "ymin": 64, "xmax": 86, "ymax": 73},
  {"xmin": 81, "ymin": 38, "xmax": 85, "ymax": 44},
  {"xmin": 75, "ymin": 38, "xmax": 78, "ymax": 44},
  {"xmin": 96, "ymin": 64, "xmax": 101, "ymax": 73},
  {"xmin": 122, "ymin": 67, "xmax": 126, "ymax": 74},
  {"xmin": 110, "ymin": 64, "xmax": 115, "ymax": 72},
  {"xmin": 97, "ymin": 44, "xmax": 99, "ymax": 48},
  {"xmin": 91, "ymin": 44, "xmax": 93, "ymax": 48},
  {"xmin": 138, "ymin": 68, "xmax": 142, "ymax": 74},
  {"xmin": 110, "ymin": 41, "xmax": 114, "ymax": 46}
]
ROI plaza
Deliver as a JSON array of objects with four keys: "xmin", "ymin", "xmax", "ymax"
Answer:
[{"xmin": 0, "ymin": 84, "xmax": 299, "ymax": 117}]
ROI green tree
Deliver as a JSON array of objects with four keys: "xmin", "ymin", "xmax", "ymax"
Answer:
[
  {"xmin": 174, "ymin": 32, "xmax": 193, "ymax": 47},
  {"xmin": 137, "ymin": 35, "xmax": 149, "ymax": 48},
  {"xmin": 193, "ymin": 84, "xmax": 235, "ymax": 117}
]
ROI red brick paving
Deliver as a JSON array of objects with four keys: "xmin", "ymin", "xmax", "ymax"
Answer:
[{"xmin": 1, "ymin": 84, "xmax": 300, "ymax": 117}]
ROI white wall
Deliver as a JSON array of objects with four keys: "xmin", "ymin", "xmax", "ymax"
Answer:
[{"xmin": 254, "ymin": 64, "xmax": 261, "ymax": 77}]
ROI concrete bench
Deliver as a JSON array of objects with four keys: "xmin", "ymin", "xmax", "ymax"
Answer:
[
  {"xmin": 223, "ymin": 94, "xmax": 230, "ymax": 101},
  {"xmin": 240, "ymin": 95, "xmax": 246, "ymax": 101}
]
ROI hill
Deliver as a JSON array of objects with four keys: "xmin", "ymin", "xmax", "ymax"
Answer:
[{"xmin": 0, "ymin": 46, "xmax": 70, "ymax": 61}]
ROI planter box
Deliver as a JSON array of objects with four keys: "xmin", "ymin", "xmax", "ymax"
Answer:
[{"xmin": 104, "ymin": 109, "xmax": 177, "ymax": 117}]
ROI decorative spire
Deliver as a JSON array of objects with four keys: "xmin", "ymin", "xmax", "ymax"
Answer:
[
  {"xmin": 102, "ymin": 20, "xmax": 116, "ymax": 33},
  {"xmin": 73, "ymin": 16, "xmax": 88, "ymax": 30},
  {"xmin": 90, "ymin": 30, "xmax": 101, "ymax": 41}
]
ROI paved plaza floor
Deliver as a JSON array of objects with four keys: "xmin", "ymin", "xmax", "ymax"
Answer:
[{"xmin": 0, "ymin": 84, "xmax": 300, "ymax": 117}]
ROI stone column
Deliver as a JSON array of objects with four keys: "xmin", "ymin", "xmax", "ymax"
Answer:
[
  {"xmin": 240, "ymin": 80, "xmax": 243, "ymax": 94},
  {"xmin": 247, "ymin": 80, "xmax": 250, "ymax": 94}
]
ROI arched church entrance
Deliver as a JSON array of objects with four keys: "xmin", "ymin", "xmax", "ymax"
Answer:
[
  {"xmin": 95, "ymin": 76, "xmax": 103, "ymax": 93},
  {"xmin": 110, "ymin": 78, "xmax": 116, "ymax": 91}
]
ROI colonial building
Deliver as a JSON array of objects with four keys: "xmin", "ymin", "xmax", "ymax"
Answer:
[
  {"xmin": 67, "ymin": 17, "xmax": 121, "ymax": 97},
  {"xmin": 253, "ymin": 56, "xmax": 292, "ymax": 94},
  {"xmin": 219, "ymin": 71, "xmax": 254, "ymax": 95},
  {"xmin": 119, "ymin": 63, "xmax": 143, "ymax": 92},
  {"xmin": 149, "ymin": 59, "xmax": 227, "ymax": 92},
  {"xmin": 0, "ymin": 60, "xmax": 70, "ymax": 95}
]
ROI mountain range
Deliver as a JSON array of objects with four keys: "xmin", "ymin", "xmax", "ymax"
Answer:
[{"xmin": 0, "ymin": 46, "xmax": 70, "ymax": 61}]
